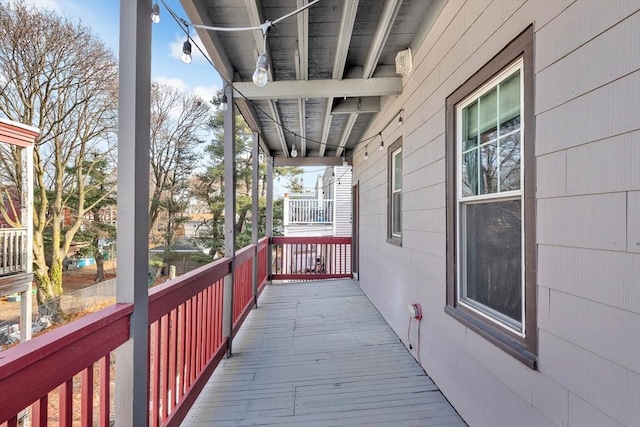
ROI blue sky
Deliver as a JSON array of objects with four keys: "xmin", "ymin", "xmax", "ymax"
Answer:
[{"xmin": 20, "ymin": 0, "xmax": 222, "ymax": 102}]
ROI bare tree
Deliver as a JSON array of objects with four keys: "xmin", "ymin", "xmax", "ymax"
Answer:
[
  {"xmin": 149, "ymin": 83, "xmax": 210, "ymax": 250},
  {"xmin": 0, "ymin": 2, "xmax": 118, "ymax": 314}
]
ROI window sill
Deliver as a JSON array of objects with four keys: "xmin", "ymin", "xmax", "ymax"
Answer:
[
  {"xmin": 444, "ymin": 305, "xmax": 537, "ymax": 370},
  {"xmin": 386, "ymin": 237, "xmax": 402, "ymax": 247}
]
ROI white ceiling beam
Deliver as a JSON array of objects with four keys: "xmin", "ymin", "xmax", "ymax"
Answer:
[
  {"xmin": 273, "ymin": 156, "xmax": 346, "ymax": 167},
  {"xmin": 232, "ymin": 77, "xmax": 402, "ymax": 100},
  {"xmin": 363, "ymin": 0, "xmax": 402, "ymax": 79},
  {"xmin": 320, "ymin": 0, "xmax": 359, "ymax": 157},
  {"xmin": 332, "ymin": 97, "xmax": 381, "ymax": 114}
]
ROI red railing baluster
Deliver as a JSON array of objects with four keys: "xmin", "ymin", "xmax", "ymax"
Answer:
[
  {"xmin": 59, "ymin": 379, "xmax": 73, "ymax": 427},
  {"xmin": 32, "ymin": 395, "xmax": 47, "ymax": 427},
  {"xmin": 99, "ymin": 354, "xmax": 110, "ymax": 427},
  {"xmin": 81, "ymin": 366, "xmax": 94, "ymax": 427}
]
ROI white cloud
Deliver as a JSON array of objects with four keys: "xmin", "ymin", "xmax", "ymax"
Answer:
[
  {"xmin": 193, "ymin": 85, "xmax": 220, "ymax": 103},
  {"xmin": 169, "ymin": 33, "xmax": 210, "ymax": 64},
  {"xmin": 153, "ymin": 77, "xmax": 188, "ymax": 92},
  {"xmin": 152, "ymin": 78, "xmax": 219, "ymax": 103}
]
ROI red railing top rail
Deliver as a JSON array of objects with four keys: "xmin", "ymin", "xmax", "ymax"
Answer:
[
  {"xmin": 148, "ymin": 257, "xmax": 231, "ymax": 324},
  {"xmin": 235, "ymin": 243, "xmax": 256, "ymax": 266},
  {"xmin": 0, "ymin": 303, "xmax": 133, "ymax": 422},
  {"xmin": 271, "ymin": 236, "xmax": 352, "ymax": 244},
  {"xmin": 258, "ymin": 236, "xmax": 269, "ymax": 250}
]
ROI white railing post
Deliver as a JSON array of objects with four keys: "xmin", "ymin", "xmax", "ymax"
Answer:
[
  {"xmin": 283, "ymin": 194, "xmax": 290, "ymax": 226},
  {"xmin": 21, "ymin": 147, "xmax": 33, "ymax": 341}
]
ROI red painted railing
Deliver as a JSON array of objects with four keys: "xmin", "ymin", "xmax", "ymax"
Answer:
[
  {"xmin": 271, "ymin": 236, "xmax": 352, "ymax": 280},
  {"xmin": 0, "ymin": 235, "xmax": 339, "ymax": 426},
  {"xmin": 147, "ymin": 257, "xmax": 231, "ymax": 427},
  {"xmin": 0, "ymin": 303, "xmax": 133, "ymax": 426}
]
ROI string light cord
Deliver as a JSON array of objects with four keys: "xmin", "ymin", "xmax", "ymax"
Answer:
[{"xmin": 163, "ymin": 0, "xmax": 322, "ymax": 34}]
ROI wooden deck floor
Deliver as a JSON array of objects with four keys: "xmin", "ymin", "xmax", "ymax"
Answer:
[{"xmin": 182, "ymin": 279, "xmax": 466, "ymax": 427}]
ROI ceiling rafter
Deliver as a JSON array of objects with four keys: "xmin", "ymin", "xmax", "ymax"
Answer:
[
  {"xmin": 244, "ymin": 0, "xmax": 284, "ymax": 155},
  {"xmin": 268, "ymin": 100, "xmax": 290, "ymax": 157},
  {"xmin": 336, "ymin": 114, "xmax": 358, "ymax": 158},
  {"xmin": 363, "ymin": 0, "xmax": 402, "ymax": 79},
  {"xmin": 320, "ymin": 0, "xmax": 359, "ymax": 158},
  {"xmin": 335, "ymin": 0, "xmax": 401, "ymax": 158},
  {"xmin": 296, "ymin": 0, "xmax": 309, "ymax": 158}
]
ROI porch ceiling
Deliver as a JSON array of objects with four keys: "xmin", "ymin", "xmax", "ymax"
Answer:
[{"xmin": 180, "ymin": 0, "xmax": 444, "ymax": 164}]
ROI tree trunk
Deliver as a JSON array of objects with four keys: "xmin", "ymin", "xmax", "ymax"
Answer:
[{"xmin": 94, "ymin": 237, "xmax": 105, "ymax": 282}]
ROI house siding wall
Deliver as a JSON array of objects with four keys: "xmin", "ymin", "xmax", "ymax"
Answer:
[{"xmin": 353, "ymin": 1, "xmax": 640, "ymax": 426}]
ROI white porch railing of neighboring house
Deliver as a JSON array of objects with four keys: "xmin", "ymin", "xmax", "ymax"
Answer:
[
  {"xmin": 0, "ymin": 228, "xmax": 27, "ymax": 275},
  {"xmin": 284, "ymin": 199, "xmax": 334, "ymax": 224}
]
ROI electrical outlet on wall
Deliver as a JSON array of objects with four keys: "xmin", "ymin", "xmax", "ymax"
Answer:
[{"xmin": 408, "ymin": 303, "xmax": 422, "ymax": 320}]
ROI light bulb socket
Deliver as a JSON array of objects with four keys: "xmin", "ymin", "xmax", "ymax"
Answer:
[
  {"xmin": 151, "ymin": 3, "xmax": 160, "ymax": 23},
  {"xmin": 181, "ymin": 40, "xmax": 192, "ymax": 64}
]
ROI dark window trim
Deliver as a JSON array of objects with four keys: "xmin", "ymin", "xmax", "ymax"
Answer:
[
  {"xmin": 387, "ymin": 137, "xmax": 403, "ymax": 246},
  {"xmin": 445, "ymin": 25, "xmax": 537, "ymax": 369}
]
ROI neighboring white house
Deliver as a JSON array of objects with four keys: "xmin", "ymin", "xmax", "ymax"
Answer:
[
  {"xmin": 352, "ymin": 2, "xmax": 640, "ymax": 427},
  {"xmin": 283, "ymin": 165, "xmax": 352, "ymax": 238}
]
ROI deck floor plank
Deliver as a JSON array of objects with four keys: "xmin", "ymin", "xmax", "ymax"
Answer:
[{"xmin": 182, "ymin": 279, "xmax": 466, "ymax": 426}]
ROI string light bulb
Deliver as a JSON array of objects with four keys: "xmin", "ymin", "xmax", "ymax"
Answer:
[
  {"xmin": 398, "ymin": 115, "xmax": 403, "ymax": 126},
  {"xmin": 291, "ymin": 142, "xmax": 298, "ymax": 157},
  {"xmin": 253, "ymin": 54, "xmax": 269, "ymax": 87},
  {"xmin": 364, "ymin": 145, "xmax": 369, "ymax": 160},
  {"xmin": 151, "ymin": 3, "xmax": 160, "ymax": 23},
  {"xmin": 221, "ymin": 94, "xmax": 228, "ymax": 112},
  {"xmin": 342, "ymin": 152, "xmax": 348, "ymax": 167},
  {"xmin": 379, "ymin": 133, "xmax": 384, "ymax": 151},
  {"xmin": 181, "ymin": 39, "xmax": 192, "ymax": 64}
]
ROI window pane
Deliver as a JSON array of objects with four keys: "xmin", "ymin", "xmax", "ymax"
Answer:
[
  {"xmin": 463, "ymin": 200, "xmax": 522, "ymax": 324},
  {"xmin": 463, "ymin": 151, "xmax": 478, "ymax": 197},
  {"xmin": 480, "ymin": 142, "xmax": 498, "ymax": 194},
  {"xmin": 392, "ymin": 193, "xmax": 401, "ymax": 234},
  {"xmin": 479, "ymin": 88, "xmax": 497, "ymax": 144},
  {"xmin": 463, "ymin": 101, "xmax": 478, "ymax": 150},
  {"xmin": 499, "ymin": 71, "xmax": 520, "ymax": 134},
  {"xmin": 393, "ymin": 150, "xmax": 402, "ymax": 191},
  {"xmin": 499, "ymin": 132, "xmax": 521, "ymax": 191}
]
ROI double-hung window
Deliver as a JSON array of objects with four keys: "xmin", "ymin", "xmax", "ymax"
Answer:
[
  {"xmin": 446, "ymin": 27, "xmax": 536, "ymax": 368},
  {"xmin": 388, "ymin": 138, "xmax": 402, "ymax": 244}
]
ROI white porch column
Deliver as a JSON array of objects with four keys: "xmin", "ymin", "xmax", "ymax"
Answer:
[
  {"xmin": 115, "ymin": 0, "xmax": 151, "ymax": 425},
  {"xmin": 222, "ymin": 83, "xmax": 236, "ymax": 357},
  {"xmin": 251, "ymin": 132, "xmax": 259, "ymax": 307},
  {"xmin": 266, "ymin": 158, "xmax": 273, "ymax": 279},
  {"xmin": 19, "ymin": 144, "xmax": 33, "ymax": 342}
]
